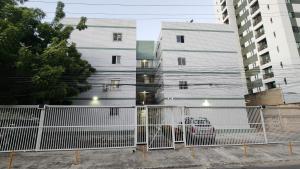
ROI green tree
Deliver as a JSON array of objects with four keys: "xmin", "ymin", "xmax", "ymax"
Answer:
[{"xmin": 0, "ymin": 0, "xmax": 95, "ymax": 104}]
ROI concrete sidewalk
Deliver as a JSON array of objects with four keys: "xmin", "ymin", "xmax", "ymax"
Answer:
[{"xmin": 1, "ymin": 143, "xmax": 300, "ymax": 169}]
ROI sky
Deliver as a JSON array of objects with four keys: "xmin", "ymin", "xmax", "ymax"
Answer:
[{"xmin": 23, "ymin": 0, "xmax": 217, "ymax": 40}]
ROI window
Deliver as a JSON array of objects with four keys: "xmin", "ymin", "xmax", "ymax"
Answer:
[
  {"xmin": 113, "ymin": 33, "xmax": 122, "ymax": 41},
  {"xmin": 176, "ymin": 35, "xmax": 185, "ymax": 43},
  {"xmin": 111, "ymin": 80, "xmax": 120, "ymax": 89},
  {"xmin": 110, "ymin": 108, "xmax": 119, "ymax": 116},
  {"xmin": 178, "ymin": 57, "xmax": 186, "ymax": 65},
  {"xmin": 179, "ymin": 81, "xmax": 188, "ymax": 89},
  {"xmin": 112, "ymin": 55, "xmax": 121, "ymax": 64}
]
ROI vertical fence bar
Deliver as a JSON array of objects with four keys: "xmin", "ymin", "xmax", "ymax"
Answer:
[
  {"xmin": 171, "ymin": 107, "xmax": 176, "ymax": 149},
  {"xmin": 35, "ymin": 106, "xmax": 45, "ymax": 151},
  {"xmin": 145, "ymin": 106, "xmax": 149, "ymax": 151},
  {"xmin": 259, "ymin": 107, "xmax": 268, "ymax": 144},
  {"xmin": 182, "ymin": 107, "xmax": 187, "ymax": 146},
  {"xmin": 134, "ymin": 107, "xmax": 138, "ymax": 148}
]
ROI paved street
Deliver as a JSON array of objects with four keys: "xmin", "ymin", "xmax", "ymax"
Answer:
[{"xmin": 1, "ymin": 143, "xmax": 300, "ymax": 169}]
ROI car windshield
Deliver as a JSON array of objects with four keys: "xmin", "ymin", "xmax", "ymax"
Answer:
[{"xmin": 193, "ymin": 119, "xmax": 210, "ymax": 125}]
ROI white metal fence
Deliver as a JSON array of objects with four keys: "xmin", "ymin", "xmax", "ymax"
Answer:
[
  {"xmin": 183, "ymin": 107, "xmax": 266, "ymax": 147},
  {"xmin": 0, "ymin": 106, "xmax": 41, "ymax": 152},
  {"xmin": 1, "ymin": 105, "xmax": 300, "ymax": 152},
  {"xmin": 263, "ymin": 106, "xmax": 300, "ymax": 144}
]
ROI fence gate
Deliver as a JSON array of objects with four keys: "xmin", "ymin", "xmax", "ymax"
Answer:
[
  {"xmin": 146, "ymin": 106, "xmax": 182, "ymax": 150},
  {"xmin": 0, "ymin": 105, "xmax": 137, "ymax": 152},
  {"xmin": 183, "ymin": 107, "xmax": 267, "ymax": 147}
]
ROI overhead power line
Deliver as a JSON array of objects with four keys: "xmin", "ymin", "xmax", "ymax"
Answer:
[{"xmin": 27, "ymin": 1, "xmax": 290, "ymax": 7}]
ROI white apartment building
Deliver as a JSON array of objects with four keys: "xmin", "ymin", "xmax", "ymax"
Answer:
[
  {"xmin": 215, "ymin": 0, "xmax": 300, "ymax": 104},
  {"xmin": 155, "ymin": 22, "xmax": 248, "ymax": 107},
  {"xmin": 62, "ymin": 18, "xmax": 136, "ymax": 106}
]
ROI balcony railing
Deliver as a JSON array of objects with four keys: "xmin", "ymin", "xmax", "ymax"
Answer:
[
  {"xmin": 263, "ymin": 72, "xmax": 274, "ymax": 80},
  {"xmin": 253, "ymin": 16, "xmax": 262, "ymax": 26},
  {"xmin": 258, "ymin": 43, "xmax": 268, "ymax": 52}
]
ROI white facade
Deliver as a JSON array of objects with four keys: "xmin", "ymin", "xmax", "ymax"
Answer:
[
  {"xmin": 155, "ymin": 22, "xmax": 248, "ymax": 107},
  {"xmin": 215, "ymin": 0, "xmax": 300, "ymax": 104},
  {"xmin": 63, "ymin": 18, "xmax": 136, "ymax": 106}
]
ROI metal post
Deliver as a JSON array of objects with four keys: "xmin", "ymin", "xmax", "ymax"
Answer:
[
  {"xmin": 243, "ymin": 144, "xmax": 248, "ymax": 158},
  {"xmin": 171, "ymin": 107, "xmax": 176, "ymax": 149},
  {"xmin": 259, "ymin": 107, "xmax": 268, "ymax": 144},
  {"xmin": 145, "ymin": 106, "xmax": 149, "ymax": 151},
  {"xmin": 134, "ymin": 106, "xmax": 138, "ymax": 148},
  {"xmin": 74, "ymin": 150, "xmax": 80, "ymax": 165},
  {"xmin": 35, "ymin": 106, "xmax": 46, "ymax": 151},
  {"xmin": 182, "ymin": 107, "xmax": 187, "ymax": 146},
  {"xmin": 288, "ymin": 142, "xmax": 293, "ymax": 155},
  {"xmin": 7, "ymin": 151, "xmax": 15, "ymax": 169}
]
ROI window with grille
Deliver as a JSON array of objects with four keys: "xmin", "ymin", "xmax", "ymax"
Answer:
[
  {"xmin": 113, "ymin": 33, "xmax": 122, "ymax": 41},
  {"xmin": 176, "ymin": 35, "xmax": 185, "ymax": 43},
  {"xmin": 178, "ymin": 57, "xmax": 186, "ymax": 66},
  {"xmin": 179, "ymin": 81, "xmax": 188, "ymax": 89},
  {"xmin": 112, "ymin": 55, "xmax": 121, "ymax": 64}
]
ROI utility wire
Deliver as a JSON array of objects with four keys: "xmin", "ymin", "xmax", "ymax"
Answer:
[{"xmin": 27, "ymin": 1, "xmax": 291, "ymax": 7}]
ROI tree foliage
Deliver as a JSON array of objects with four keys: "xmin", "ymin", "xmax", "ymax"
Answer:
[{"xmin": 0, "ymin": 0, "xmax": 95, "ymax": 104}]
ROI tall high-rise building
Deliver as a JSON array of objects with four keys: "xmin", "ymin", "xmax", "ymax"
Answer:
[{"xmin": 215, "ymin": 0, "xmax": 300, "ymax": 104}]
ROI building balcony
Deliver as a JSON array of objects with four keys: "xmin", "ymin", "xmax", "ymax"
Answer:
[
  {"xmin": 263, "ymin": 72, "xmax": 274, "ymax": 80},
  {"xmin": 245, "ymin": 66, "xmax": 260, "ymax": 77},
  {"xmin": 253, "ymin": 15, "xmax": 262, "ymax": 27},
  {"xmin": 257, "ymin": 42, "xmax": 268, "ymax": 52},
  {"xmin": 222, "ymin": 11, "xmax": 228, "ymax": 20},
  {"xmin": 221, "ymin": 5, "xmax": 227, "ymax": 11},
  {"xmin": 250, "ymin": 4, "xmax": 259, "ymax": 15},
  {"xmin": 255, "ymin": 27, "xmax": 265, "ymax": 39},
  {"xmin": 136, "ymin": 83, "xmax": 159, "ymax": 92},
  {"xmin": 243, "ymin": 54, "xmax": 258, "ymax": 66},
  {"xmin": 260, "ymin": 53, "xmax": 271, "ymax": 65},
  {"xmin": 248, "ymin": 0, "xmax": 258, "ymax": 6},
  {"xmin": 247, "ymin": 79, "xmax": 263, "ymax": 89}
]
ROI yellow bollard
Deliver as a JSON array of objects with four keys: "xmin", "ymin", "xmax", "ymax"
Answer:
[
  {"xmin": 7, "ymin": 151, "xmax": 15, "ymax": 169},
  {"xmin": 74, "ymin": 150, "xmax": 80, "ymax": 165},
  {"xmin": 143, "ymin": 145, "xmax": 147, "ymax": 160},
  {"xmin": 243, "ymin": 144, "xmax": 248, "ymax": 158},
  {"xmin": 288, "ymin": 142, "xmax": 293, "ymax": 155},
  {"xmin": 191, "ymin": 147, "xmax": 196, "ymax": 159}
]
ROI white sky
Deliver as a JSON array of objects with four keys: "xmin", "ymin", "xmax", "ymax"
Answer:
[{"xmin": 23, "ymin": 0, "xmax": 217, "ymax": 40}]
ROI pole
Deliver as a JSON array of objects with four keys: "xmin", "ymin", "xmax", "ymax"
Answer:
[{"xmin": 259, "ymin": 107, "xmax": 268, "ymax": 144}]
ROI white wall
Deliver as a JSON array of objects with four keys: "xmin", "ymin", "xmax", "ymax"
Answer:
[
  {"xmin": 63, "ymin": 18, "xmax": 137, "ymax": 106},
  {"xmin": 157, "ymin": 22, "xmax": 247, "ymax": 107}
]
